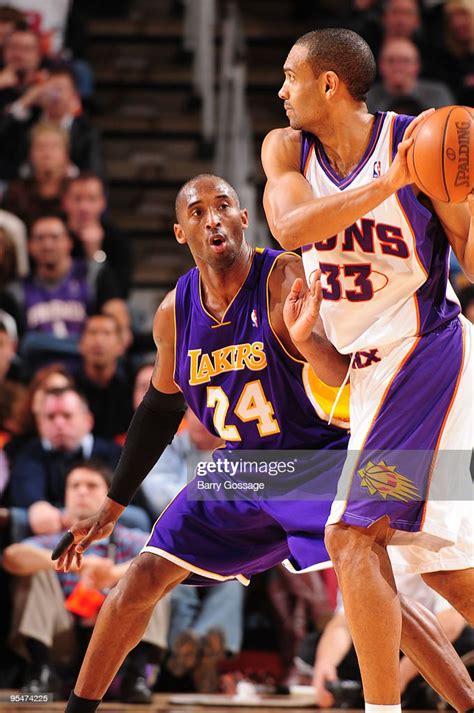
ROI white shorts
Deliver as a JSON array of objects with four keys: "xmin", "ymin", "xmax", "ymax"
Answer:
[{"xmin": 327, "ymin": 316, "xmax": 473, "ymax": 574}]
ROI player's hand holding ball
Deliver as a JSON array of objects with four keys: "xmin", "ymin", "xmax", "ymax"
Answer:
[{"xmin": 406, "ymin": 106, "xmax": 473, "ymax": 203}]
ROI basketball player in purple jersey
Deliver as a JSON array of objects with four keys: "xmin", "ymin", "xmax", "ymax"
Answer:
[
  {"xmin": 262, "ymin": 28, "xmax": 474, "ymax": 713},
  {"xmin": 57, "ymin": 175, "xmax": 471, "ymax": 713}
]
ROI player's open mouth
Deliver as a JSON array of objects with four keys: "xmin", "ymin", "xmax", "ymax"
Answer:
[{"xmin": 209, "ymin": 234, "xmax": 226, "ymax": 252}]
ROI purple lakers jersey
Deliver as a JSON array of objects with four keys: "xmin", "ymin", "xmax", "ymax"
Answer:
[
  {"xmin": 174, "ymin": 248, "xmax": 348, "ymax": 451},
  {"xmin": 23, "ymin": 260, "xmax": 91, "ymax": 337}
]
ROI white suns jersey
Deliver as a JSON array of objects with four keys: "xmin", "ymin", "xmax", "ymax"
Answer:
[{"xmin": 300, "ymin": 111, "xmax": 460, "ymax": 355}]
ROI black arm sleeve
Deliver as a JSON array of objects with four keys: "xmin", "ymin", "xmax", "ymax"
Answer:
[{"xmin": 107, "ymin": 384, "xmax": 186, "ymax": 506}]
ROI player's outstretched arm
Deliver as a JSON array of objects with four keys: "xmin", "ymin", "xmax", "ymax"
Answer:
[
  {"xmin": 262, "ymin": 111, "xmax": 433, "ymax": 251},
  {"xmin": 55, "ymin": 290, "xmax": 186, "ymax": 572},
  {"xmin": 269, "ymin": 254, "xmax": 350, "ymax": 386}
]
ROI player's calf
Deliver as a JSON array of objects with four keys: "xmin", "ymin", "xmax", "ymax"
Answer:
[{"xmin": 422, "ymin": 569, "xmax": 474, "ymax": 627}]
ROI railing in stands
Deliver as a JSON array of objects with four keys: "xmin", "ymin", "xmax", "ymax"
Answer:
[
  {"xmin": 184, "ymin": 0, "xmax": 268, "ymax": 246},
  {"xmin": 183, "ymin": 0, "xmax": 216, "ymax": 148}
]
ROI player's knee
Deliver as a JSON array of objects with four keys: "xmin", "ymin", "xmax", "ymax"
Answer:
[
  {"xmin": 325, "ymin": 524, "xmax": 370, "ymax": 571},
  {"xmin": 113, "ymin": 553, "xmax": 186, "ymax": 609}
]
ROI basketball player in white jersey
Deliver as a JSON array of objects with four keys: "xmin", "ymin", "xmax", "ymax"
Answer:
[{"xmin": 262, "ymin": 28, "xmax": 474, "ymax": 713}]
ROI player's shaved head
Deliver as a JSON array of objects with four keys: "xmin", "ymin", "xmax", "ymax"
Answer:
[{"xmin": 175, "ymin": 174, "xmax": 240, "ymax": 220}]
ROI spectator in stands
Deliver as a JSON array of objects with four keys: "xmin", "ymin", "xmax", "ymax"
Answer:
[
  {"xmin": 429, "ymin": 0, "xmax": 474, "ymax": 106},
  {"xmin": 63, "ymin": 175, "xmax": 132, "ymax": 298},
  {"xmin": 6, "ymin": 0, "xmax": 95, "ymax": 100},
  {"xmin": 102, "ymin": 299, "xmax": 134, "ymax": 355},
  {"xmin": 7, "ymin": 0, "xmax": 72, "ymax": 58},
  {"xmin": 311, "ymin": 574, "xmax": 467, "ymax": 709},
  {"xmin": 0, "ymin": 313, "xmax": 25, "ymax": 442},
  {"xmin": 3, "ymin": 461, "xmax": 169, "ymax": 704},
  {"xmin": 10, "ymin": 362, "xmax": 74, "ymax": 442},
  {"xmin": 7, "ymin": 214, "xmax": 123, "ymax": 368},
  {"xmin": 362, "ymin": 0, "xmax": 429, "ymax": 62},
  {"xmin": 0, "ymin": 311, "xmax": 21, "ymax": 383},
  {"xmin": 0, "ymin": 5, "xmax": 26, "ymax": 53},
  {"xmin": 2, "ymin": 122, "xmax": 76, "ymax": 227},
  {"xmin": 0, "ymin": 66, "xmax": 103, "ymax": 179},
  {"xmin": 7, "ymin": 386, "xmax": 128, "ymax": 542},
  {"xmin": 367, "ymin": 37, "xmax": 454, "ymax": 113},
  {"xmin": 74, "ymin": 314, "xmax": 133, "ymax": 440},
  {"xmin": 0, "ymin": 26, "xmax": 48, "ymax": 113},
  {"xmin": 0, "ymin": 226, "xmax": 25, "ymax": 335},
  {"xmin": 0, "ymin": 209, "xmax": 29, "ymax": 279}
]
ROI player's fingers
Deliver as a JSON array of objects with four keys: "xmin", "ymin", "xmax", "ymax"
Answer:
[
  {"xmin": 397, "ymin": 135, "xmax": 414, "ymax": 157},
  {"xmin": 55, "ymin": 548, "xmax": 72, "ymax": 571},
  {"xmin": 314, "ymin": 278, "xmax": 323, "ymax": 302},
  {"xmin": 288, "ymin": 277, "xmax": 304, "ymax": 299},
  {"xmin": 51, "ymin": 530, "xmax": 74, "ymax": 561},
  {"xmin": 75, "ymin": 527, "xmax": 102, "ymax": 554},
  {"xmin": 75, "ymin": 552, "xmax": 83, "ymax": 571},
  {"xmin": 309, "ymin": 269, "xmax": 321, "ymax": 295},
  {"xmin": 404, "ymin": 108, "xmax": 435, "ymax": 140},
  {"xmin": 62, "ymin": 544, "xmax": 78, "ymax": 573}
]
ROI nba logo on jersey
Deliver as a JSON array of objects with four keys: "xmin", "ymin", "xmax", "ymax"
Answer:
[
  {"xmin": 372, "ymin": 160, "xmax": 382, "ymax": 178},
  {"xmin": 251, "ymin": 308, "xmax": 258, "ymax": 327}
]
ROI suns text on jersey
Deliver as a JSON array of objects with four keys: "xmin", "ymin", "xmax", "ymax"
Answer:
[{"xmin": 188, "ymin": 342, "xmax": 267, "ymax": 385}]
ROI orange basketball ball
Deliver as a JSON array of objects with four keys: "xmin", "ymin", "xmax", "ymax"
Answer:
[{"xmin": 406, "ymin": 105, "xmax": 473, "ymax": 203}]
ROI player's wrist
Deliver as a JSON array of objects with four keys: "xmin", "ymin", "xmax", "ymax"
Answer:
[{"xmin": 101, "ymin": 497, "xmax": 125, "ymax": 522}]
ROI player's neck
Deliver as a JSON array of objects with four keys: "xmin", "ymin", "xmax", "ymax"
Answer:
[
  {"xmin": 317, "ymin": 108, "xmax": 375, "ymax": 179},
  {"xmin": 200, "ymin": 243, "xmax": 254, "ymax": 322}
]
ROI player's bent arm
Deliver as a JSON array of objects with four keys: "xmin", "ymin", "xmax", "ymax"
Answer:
[
  {"xmin": 3, "ymin": 543, "xmax": 58, "ymax": 575},
  {"xmin": 270, "ymin": 254, "xmax": 350, "ymax": 386},
  {"xmin": 432, "ymin": 196, "xmax": 474, "ymax": 282},
  {"xmin": 262, "ymin": 129, "xmax": 399, "ymax": 251}
]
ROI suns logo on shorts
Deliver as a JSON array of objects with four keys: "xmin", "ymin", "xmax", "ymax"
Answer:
[{"xmin": 357, "ymin": 460, "xmax": 420, "ymax": 502}]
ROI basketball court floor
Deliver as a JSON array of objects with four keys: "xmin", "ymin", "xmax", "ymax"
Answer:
[{"xmin": 0, "ymin": 692, "xmax": 441, "ymax": 712}]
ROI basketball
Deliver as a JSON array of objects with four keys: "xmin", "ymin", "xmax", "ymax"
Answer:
[{"xmin": 406, "ymin": 105, "xmax": 473, "ymax": 203}]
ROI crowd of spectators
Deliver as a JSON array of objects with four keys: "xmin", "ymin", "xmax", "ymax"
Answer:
[{"xmin": 0, "ymin": 0, "xmax": 472, "ymax": 707}]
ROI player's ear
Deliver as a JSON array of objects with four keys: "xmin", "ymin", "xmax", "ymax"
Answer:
[
  {"xmin": 324, "ymin": 71, "xmax": 338, "ymax": 98},
  {"xmin": 240, "ymin": 209, "xmax": 249, "ymax": 230},
  {"xmin": 174, "ymin": 223, "xmax": 187, "ymax": 244}
]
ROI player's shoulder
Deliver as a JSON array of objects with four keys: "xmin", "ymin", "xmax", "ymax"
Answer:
[
  {"xmin": 156, "ymin": 287, "xmax": 176, "ymax": 316},
  {"xmin": 152, "ymin": 287, "xmax": 176, "ymax": 339},
  {"xmin": 262, "ymin": 127, "xmax": 302, "ymax": 163},
  {"xmin": 268, "ymin": 251, "xmax": 304, "ymax": 298},
  {"xmin": 262, "ymin": 126, "xmax": 301, "ymax": 148}
]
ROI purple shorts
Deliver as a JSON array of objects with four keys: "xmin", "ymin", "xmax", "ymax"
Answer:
[{"xmin": 142, "ymin": 449, "xmax": 346, "ymax": 585}]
